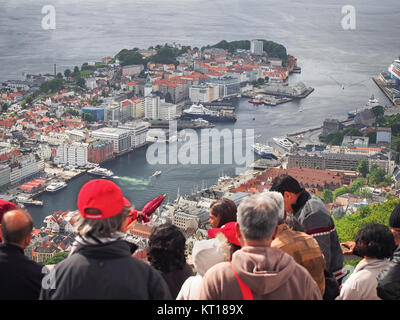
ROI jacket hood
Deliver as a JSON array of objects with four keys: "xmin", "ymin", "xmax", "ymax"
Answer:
[
  {"xmin": 76, "ymin": 240, "xmax": 138, "ymax": 259},
  {"xmin": 355, "ymin": 258, "xmax": 389, "ymax": 273},
  {"xmin": 232, "ymin": 246, "xmax": 297, "ymax": 295}
]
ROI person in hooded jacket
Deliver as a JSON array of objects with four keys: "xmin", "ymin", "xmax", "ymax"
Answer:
[
  {"xmin": 40, "ymin": 179, "xmax": 171, "ymax": 300},
  {"xmin": 199, "ymin": 192, "xmax": 322, "ymax": 300}
]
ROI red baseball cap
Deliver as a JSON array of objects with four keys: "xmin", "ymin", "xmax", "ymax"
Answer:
[
  {"xmin": 0, "ymin": 200, "xmax": 18, "ymax": 223},
  {"xmin": 208, "ymin": 222, "xmax": 241, "ymax": 246},
  {"xmin": 77, "ymin": 179, "xmax": 130, "ymax": 220}
]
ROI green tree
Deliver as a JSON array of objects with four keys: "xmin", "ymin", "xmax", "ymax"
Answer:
[
  {"xmin": 76, "ymin": 77, "xmax": 86, "ymax": 88},
  {"xmin": 64, "ymin": 69, "xmax": 72, "ymax": 78},
  {"xmin": 357, "ymin": 160, "xmax": 369, "ymax": 178},
  {"xmin": 82, "ymin": 112, "xmax": 94, "ymax": 122},
  {"xmin": 1, "ymin": 103, "xmax": 8, "ymax": 112},
  {"xmin": 56, "ymin": 72, "xmax": 63, "ymax": 79},
  {"xmin": 321, "ymin": 189, "xmax": 334, "ymax": 204},
  {"xmin": 334, "ymin": 186, "xmax": 349, "ymax": 199},
  {"xmin": 368, "ymin": 164, "xmax": 387, "ymax": 186},
  {"xmin": 115, "ymin": 49, "xmax": 144, "ymax": 66},
  {"xmin": 43, "ymin": 251, "xmax": 69, "ymax": 265},
  {"xmin": 165, "ymin": 92, "xmax": 173, "ymax": 103},
  {"xmin": 371, "ymin": 105, "xmax": 385, "ymax": 119}
]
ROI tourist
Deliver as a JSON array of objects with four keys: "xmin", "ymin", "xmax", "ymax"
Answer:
[
  {"xmin": 177, "ymin": 237, "xmax": 228, "ymax": 300},
  {"xmin": 0, "ymin": 200, "xmax": 18, "ymax": 243},
  {"xmin": 337, "ymin": 223, "xmax": 395, "ymax": 300},
  {"xmin": 207, "ymin": 221, "xmax": 241, "ymax": 258},
  {"xmin": 40, "ymin": 179, "xmax": 171, "ymax": 300},
  {"xmin": 199, "ymin": 192, "xmax": 322, "ymax": 300},
  {"xmin": 0, "ymin": 209, "xmax": 44, "ymax": 300},
  {"xmin": 377, "ymin": 202, "xmax": 400, "ymax": 299},
  {"xmin": 208, "ymin": 198, "xmax": 237, "ymax": 228},
  {"xmin": 147, "ymin": 223, "xmax": 193, "ymax": 299},
  {"xmin": 270, "ymin": 174, "xmax": 345, "ymax": 282},
  {"xmin": 271, "ymin": 208, "xmax": 326, "ymax": 295}
]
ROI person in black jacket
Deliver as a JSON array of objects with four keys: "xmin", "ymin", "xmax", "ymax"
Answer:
[
  {"xmin": 40, "ymin": 179, "xmax": 171, "ymax": 300},
  {"xmin": 0, "ymin": 209, "xmax": 44, "ymax": 300},
  {"xmin": 377, "ymin": 202, "xmax": 400, "ymax": 300}
]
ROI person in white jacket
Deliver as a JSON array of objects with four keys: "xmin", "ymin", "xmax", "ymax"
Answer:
[
  {"xmin": 337, "ymin": 223, "xmax": 396, "ymax": 300},
  {"xmin": 177, "ymin": 236, "xmax": 229, "ymax": 300}
]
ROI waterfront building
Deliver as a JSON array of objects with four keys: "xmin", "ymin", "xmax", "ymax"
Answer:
[
  {"xmin": 268, "ymin": 58, "xmax": 283, "ymax": 67},
  {"xmin": 67, "ymin": 142, "xmax": 88, "ymax": 167},
  {"xmin": 322, "ymin": 119, "xmax": 342, "ymax": 137},
  {"xmin": 205, "ymin": 76, "xmax": 240, "ymax": 99},
  {"xmin": 159, "ymin": 101, "xmax": 177, "ymax": 120},
  {"xmin": 91, "ymin": 127, "xmax": 132, "ymax": 154},
  {"xmin": 118, "ymin": 121, "xmax": 150, "ymax": 148},
  {"xmin": 250, "ymin": 39, "xmax": 263, "ymax": 56},
  {"xmin": 354, "ymin": 109, "xmax": 376, "ymax": 127},
  {"xmin": 189, "ymin": 83, "xmax": 219, "ymax": 103},
  {"xmin": 88, "ymin": 140, "xmax": 114, "ymax": 163}
]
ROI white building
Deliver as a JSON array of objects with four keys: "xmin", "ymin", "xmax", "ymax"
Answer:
[
  {"xmin": 67, "ymin": 142, "xmax": 88, "ymax": 167},
  {"xmin": 159, "ymin": 101, "xmax": 177, "ymax": 120},
  {"xmin": 0, "ymin": 164, "xmax": 11, "ymax": 188},
  {"xmin": 189, "ymin": 83, "xmax": 219, "ymax": 103},
  {"xmin": 85, "ymin": 78, "xmax": 97, "ymax": 90},
  {"xmin": 104, "ymin": 103, "xmax": 121, "ymax": 122},
  {"xmin": 118, "ymin": 121, "xmax": 150, "ymax": 148},
  {"xmin": 250, "ymin": 39, "xmax": 263, "ymax": 56},
  {"xmin": 144, "ymin": 94, "xmax": 160, "ymax": 120},
  {"xmin": 91, "ymin": 127, "xmax": 132, "ymax": 154}
]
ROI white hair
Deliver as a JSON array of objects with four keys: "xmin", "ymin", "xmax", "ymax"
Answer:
[{"xmin": 237, "ymin": 191, "xmax": 283, "ymax": 241}]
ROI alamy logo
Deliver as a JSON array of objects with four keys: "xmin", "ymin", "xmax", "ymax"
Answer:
[
  {"xmin": 41, "ymin": 5, "xmax": 56, "ymax": 30},
  {"xmin": 146, "ymin": 121, "xmax": 254, "ymax": 174},
  {"xmin": 41, "ymin": 266, "xmax": 56, "ymax": 290},
  {"xmin": 341, "ymin": 5, "xmax": 356, "ymax": 30}
]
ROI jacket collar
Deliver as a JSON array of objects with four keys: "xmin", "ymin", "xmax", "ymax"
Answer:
[
  {"xmin": 0, "ymin": 243, "xmax": 25, "ymax": 255},
  {"xmin": 76, "ymin": 239, "xmax": 138, "ymax": 259}
]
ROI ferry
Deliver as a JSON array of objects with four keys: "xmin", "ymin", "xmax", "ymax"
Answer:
[
  {"xmin": 152, "ymin": 170, "xmax": 162, "ymax": 177},
  {"xmin": 46, "ymin": 181, "xmax": 67, "ymax": 193},
  {"xmin": 272, "ymin": 137, "xmax": 294, "ymax": 151},
  {"xmin": 16, "ymin": 196, "xmax": 44, "ymax": 206},
  {"xmin": 181, "ymin": 103, "xmax": 237, "ymax": 123},
  {"xmin": 87, "ymin": 167, "xmax": 114, "ymax": 177},
  {"xmin": 248, "ymin": 99, "xmax": 263, "ymax": 105},
  {"xmin": 251, "ymin": 143, "xmax": 278, "ymax": 159},
  {"xmin": 366, "ymin": 94, "xmax": 379, "ymax": 107}
]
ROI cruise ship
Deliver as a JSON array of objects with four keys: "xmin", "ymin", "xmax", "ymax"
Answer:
[
  {"xmin": 388, "ymin": 57, "xmax": 400, "ymax": 86},
  {"xmin": 251, "ymin": 143, "xmax": 278, "ymax": 159},
  {"xmin": 46, "ymin": 181, "xmax": 67, "ymax": 193},
  {"xmin": 87, "ymin": 167, "xmax": 114, "ymax": 177},
  {"xmin": 272, "ymin": 137, "xmax": 294, "ymax": 151},
  {"xmin": 182, "ymin": 103, "xmax": 237, "ymax": 122}
]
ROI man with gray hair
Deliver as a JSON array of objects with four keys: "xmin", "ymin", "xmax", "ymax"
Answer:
[
  {"xmin": 199, "ymin": 192, "xmax": 322, "ymax": 300},
  {"xmin": 40, "ymin": 179, "xmax": 171, "ymax": 300}
]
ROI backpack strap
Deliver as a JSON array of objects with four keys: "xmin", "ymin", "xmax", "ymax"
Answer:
[{"xmin": 230, "ymin": 261, "xmax": 254, "ymax": 300}]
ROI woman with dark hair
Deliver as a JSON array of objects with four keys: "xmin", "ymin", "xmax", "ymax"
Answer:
[
  {"xmin": 208, "ymin": 198, "xmax": 237, "ymax": 228},
  {"xmin": 147, "ymin": 223, "xmax": 193, "ymax": 299},
  {"xmin": 337, "ymin": 223, "xmax": 396, "ymax": 300}
]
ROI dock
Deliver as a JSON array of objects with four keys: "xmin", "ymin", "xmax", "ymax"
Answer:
[{"xmin": 372, "ymin": 76, "xmax": 399, "ymax": 107}]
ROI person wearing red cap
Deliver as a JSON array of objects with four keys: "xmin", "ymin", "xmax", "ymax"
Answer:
[
  {"xmin": 0, "ymin": 200, "xmax": 18, "ymax": 243},
  {"xmin": 40, "ymin": 179, "xmax": 171, "ymax": 300}
]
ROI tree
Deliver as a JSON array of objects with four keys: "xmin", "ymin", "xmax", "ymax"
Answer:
[
  {"xmin": 76, "ymin": 77, "xmax": 86, "ymax": 88},
  {"xmin": 64, "ymin": 69, "xmax": 72, "ymax": 78},
  {"xmin": 43, "ymin": 251, "xmax": 69, "ymax": 265},
  {"xmin": 371, "ymin": 105, "xmax": 385, "ymax": 119},
  {"xmin": 73, "ymin": 66, "xmax": 80, "ymax": 73},
  {"xmin": 56, "ymin": 72, "xmax": 63, "ymax": 79},
  {"xmin": 368, "ymin": 164, "xmax": 388, "ymax": 186},
  {"xmin": 81, "ymin": 112, "xmax": 94, "ymax": 122},
  {"xmin": 357, "ymin": 160, "xmax": 369, "ymax": 178},
  {"xmin": 1, "ymin": 103, "xmax": 8, "ymax": 112},
  {"xmin": 321, "ymin": 189, "xmax": 334, "ymax": 204},
  {"xmin": 165, "ymin": 92, "xmax": 173, "ymax": 103}
]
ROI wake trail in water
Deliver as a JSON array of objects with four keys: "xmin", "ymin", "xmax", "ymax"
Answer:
[{"xmin": 112, "ymin": 176, "xmax": 151, "ymax": 190}]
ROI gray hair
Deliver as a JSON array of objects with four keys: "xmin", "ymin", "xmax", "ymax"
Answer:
[
  {"xmin": 74, "ymin": 207, "xmax": 130, "ymax": 238},
  {"xmin": 237, "ymin": 192, "xmax": 283, "ymax": 241}
]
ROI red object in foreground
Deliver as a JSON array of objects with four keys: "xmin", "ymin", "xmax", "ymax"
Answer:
[{"xmin": 127, "ymin": 194, "xmax": 167, "ymax": 225}]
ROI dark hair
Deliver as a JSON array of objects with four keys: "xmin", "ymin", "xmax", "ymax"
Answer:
[
  {"xmin": 389, "ymin": 202, "xmax": 400, "ymax": 229},
  {"xmin": 147, "ymin": 223, "xmax": 187, "ymax": 273},
  {"xmin": 354, "ymin": 223, "xmax": 396, "ymax": 259},
  {"xmin": 1, "ymin": 212, "xmax": 33, "ymax": 244},
  {"xmin": 210, "ymin": 198, "xmax": 237, "ymax": 227},
  {"xmin": 286, "ymin": 215, "xmax": 305, "ymax": 232},
  {"xmin": 270, "ymin": 174, "xmax": 303, "ymax": 195}
]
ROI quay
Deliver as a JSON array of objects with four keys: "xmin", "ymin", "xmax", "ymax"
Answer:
[{"xmin": 372, "ymin": 76, "xmax": 399, "ymax": 107}]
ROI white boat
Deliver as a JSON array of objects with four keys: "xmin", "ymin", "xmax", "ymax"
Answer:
[
  {"xmin": 152, "ymin": 170, "xmax": 162, "ymax": 177},
  {"xmin": 366, "ymin": 94, "xmax": 379, "ymax": 107},
  {"xmin": 17, "ymin": 196, "xmax": 44, "ymax": 206},
  {"xmin": 87, "ymin": 167, "xmax": 114, "ymax": 177},
  {"xmin": 46, "ymin": 182, "xmax": 67, "ymax": 193},
  {"xmin": 272, "ymin": 137, "xmax": 294, "ymax": 151}
]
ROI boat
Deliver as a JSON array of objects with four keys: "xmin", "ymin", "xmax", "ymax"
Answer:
[
  {"xmin": 272, "ymin": 137, "xmax": 294, "ymax": 151},
  {"xmin": 87, "ymin": 167, "xmax": 114, "ymax": 177},
  {"xmin": 16, "ymin": 196, "xmax": 44, "ymax": 206},
  {"xmin": 251, "ymin": 143, "xmax": 278, "ymax": 159},
  {"xmin": 366, "ymin": 94, "xmax": 379, "ymax": 107},
  {"xmin": 217, "ymin": 175, "xmax": 231, "ymax": 184},
  {"xmin": 46, "ymin": 181, "xmax": 67, "ymax": 193},
  {"xmin": 248, "ymin": 99, "xmax": 263, "ymax": 105},
  {"xmin": 152, "ymin": 170, "xmax": 162, "ymax": 177},
  {"xmin": 181, "ymin": 103, "xmax": 237, "ymax": 122}
]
